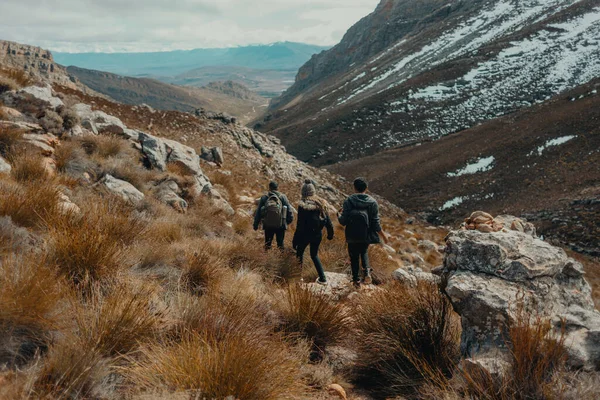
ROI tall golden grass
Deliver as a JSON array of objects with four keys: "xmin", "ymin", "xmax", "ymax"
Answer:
[{"xmin": 353, "ymin": 281, "xmax": 461, "ymax": 397}]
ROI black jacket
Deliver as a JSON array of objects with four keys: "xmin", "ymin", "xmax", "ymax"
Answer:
[
  {"xmin": 338, "ymin": 193, "xmax": 382, "ymax": 244},
  {"xmin": 253, "ymin": 191, "xmax": 294, "ymax": 231},
  {"xmin": 292, "ymin": 199, "xmax": 334, "ymax": 246}
]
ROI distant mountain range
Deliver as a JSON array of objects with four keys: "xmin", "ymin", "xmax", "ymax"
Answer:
[
  {"xmin": 53, "ymin": 42, "xmax": 328, "ymax": 97},
  {"xmin": 66, "ymin": 66, "xmax": 267, "ymax": 124}
]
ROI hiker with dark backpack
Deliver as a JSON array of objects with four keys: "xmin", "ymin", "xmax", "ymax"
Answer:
[
  {"xmin": 253, "ymin": 181, "xmax": 294, "ymax": 249},
  {"xmin": 292, "ymin": 179, "xmax": 334, "ymax": 285},
  {"xmin": 337, "ymin": 177, "xmax": 388, "ymax": 288}
]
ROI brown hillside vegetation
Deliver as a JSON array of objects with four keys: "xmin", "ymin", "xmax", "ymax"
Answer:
[{"xmin": 0, "ymin": 54, "xmax": 599, "ymax": 398}]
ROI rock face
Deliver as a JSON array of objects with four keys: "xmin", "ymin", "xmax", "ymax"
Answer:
[
  {"xmin": 99, "ymin": 174, "xmax": 145, "ymax": 204},
  {"xmin": 443, "ymin": 228, "xmax": 600, "ymax": 370}
]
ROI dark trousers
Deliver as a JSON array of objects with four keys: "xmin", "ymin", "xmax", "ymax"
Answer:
[
  {"xmin": 296, "ymin": 236, "xmax": 326, "ymax": 282},
  {"xmin": 348, "ymin": 243, "xmax": 370, "ymax": 282},
  {"xmin": 265, "ymin": 228, "xmax": 285, "ymax": 249}
]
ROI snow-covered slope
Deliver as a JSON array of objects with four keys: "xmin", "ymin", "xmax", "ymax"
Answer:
[{"xmin": 257, "ymin": 0, "xmax": 600, "ymax": 165}]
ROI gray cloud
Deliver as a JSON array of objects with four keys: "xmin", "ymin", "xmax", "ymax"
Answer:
[{"xmin": 0, "ymin": 0, "xmax": 379, "ymax": 52}]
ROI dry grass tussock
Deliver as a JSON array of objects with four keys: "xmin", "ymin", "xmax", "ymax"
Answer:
[
  {"xmin": 9, "ymin": 150, "xmax": 50, "ymax": 182},
  {"xmin": 276, "ymin": 284, "xmax": 351, "ymax": 354},
  {"xmin": 75, "ymin": 281, "xmax": 163, "ymax": 357},
  {"xmin": 0, "ymin": 255, "xmax": 67, "ymax": 368},
  {"xmin": 0, "ymin": 178, "xmax": 62, "ymax": 229},
  {"xmin": 32, "ymin": 337, "xmax": 108, "ymax": 399},
  {"xmin": 47, "ymin": 198, "xmax": 147, "ymax": 286},
  {"xmin": 78, "ymin": 134, "xmax": 130, "ymax": 159},
  {"xmin": 353, "ymin": 280, "xmax": 461, "ymax": 397},
  {"xmin": 127, "ymin": 331, "xmax": 301, "ymax": 400},
  {"xmin": 0, "ymin": 125, "xmax": 23, "ymax": 157},
  {"xmin": 0, "ymin": 68, "xmax": 33, "ymax": 91}
]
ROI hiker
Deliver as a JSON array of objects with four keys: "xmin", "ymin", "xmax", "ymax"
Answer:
[
  {"xmin": 292, "ymin": 179, "xmax": 334, "ymax": 285},
  {"xmin": 253, "ymin": 181, "xmax": 294, "ymax": 249},
  {"xmin": 337, "ymin": 177, "xmax": 387, "ymax": 288}
]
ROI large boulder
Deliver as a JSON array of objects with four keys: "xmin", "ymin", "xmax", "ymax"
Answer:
[
  {"xmin": 11, "ymin": 84, "xmax": 64, "ymax": 110},
  {"xmin": 99, "ymin": 174, "xmax": 144, "ymax": 204},
  {"xmin": 139, "ymin": 132, "xmax": 203, "ymax": 176},
  {"xmin": 72, "ymin": 103, "xmax": 138, "ymax": 138},
  {"xmin": 443, "ymin": 228, "xmax": 600, "ymax": 370}
]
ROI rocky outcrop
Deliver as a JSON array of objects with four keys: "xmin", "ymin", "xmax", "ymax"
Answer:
[
  {"xmin": 1, "ymin": 84, "xmax": 63, "ymax": 111},
  {"xmin": 443, "ymin": 227, "xmax": 600, "ymax": 370},
  {"xmin": 200, "ymin": 146, "xmax": 224, "ymax": 166},
  {"xmin": 72, "ymin": 103, "xmax": 139, "ymax": 139},
  {"xmin": 154, "ymin": 179, "xmax": 188, "ymax": 213},
  {"xmin": 0, "ymin": 40, "xmax": 78, "ymax": 89},
  {"xmin": 99, "ymin": 174, "xmax": 145, "ymax": 204}
]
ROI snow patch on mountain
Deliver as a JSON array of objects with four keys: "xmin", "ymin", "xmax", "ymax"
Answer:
[
  {"xmin": 531, "ymin": 135, "xmax": 577, "ymax": 156},
  {"xmin": 447, "ymin": 156, "xmax": 495, "ymax": 177}
]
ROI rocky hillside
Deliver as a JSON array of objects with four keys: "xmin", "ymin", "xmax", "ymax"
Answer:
[
  {"xmin": 330, "ymin": 78, "xmax": 600, "ymax": 257},
  {"xmin": 257, "ymin": 0, "xmax": 600, "ymax": 164},
  {"xmin": 1, "ymin": 42, "xmax": 600, "ymax": 399},
  {"xmin": 66, "ymin": 66, "xmax": 267, "ymax": 124}
]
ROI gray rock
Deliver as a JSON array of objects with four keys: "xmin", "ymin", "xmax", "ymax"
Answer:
[
  {"xmin": 72, "ymin": 103, "xmax": 130, "ymax": 136},
  {"xmin": 212, "ymin": 146, "xmax": 224, "ymax": 165},
  {"xmin": 444, "ymin": 227, "xmax": 600, "ymax": 370},
  {"xmin": 445, "ymin": 230, "xmax": 567, "ymax": 281},
  {"xmin": 393, "ymin": 267, "xmax": 441, "ymax": 286},
  {"xmin": 154, "ymin": 180, "xmax": 188, "ymax": 213},
  {"xmin": 0, "ymin": 156, "xmax": 11, "ymax": 174},
  {"xmin": 17, "ymin": 84, "xmax": 63, "ymax": 109},
  {"xmin": 100, "ymin": 174, "xmax": 144, "ymax": 204}
]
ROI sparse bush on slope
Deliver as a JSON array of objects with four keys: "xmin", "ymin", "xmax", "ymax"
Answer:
[{"xmin": 353, "ymin": 281, "xmax": 461, "ymax": 397}]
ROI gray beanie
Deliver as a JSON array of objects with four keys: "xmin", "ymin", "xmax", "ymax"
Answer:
[{"xmin": 301, "ymin": 179, "xmax": 316, "ymax": 198}]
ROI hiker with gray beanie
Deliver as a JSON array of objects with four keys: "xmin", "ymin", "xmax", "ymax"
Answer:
[
  {"xmin": 254, "ymin": 181, "xmax": 294, "ymax": 249},
  {"xmin": 293, "ymin": 179, "xmax": 334, "ymax": 285},
  {"xmin": 338, "ymin": 177, "xmax": 388, "ymax": 288}
]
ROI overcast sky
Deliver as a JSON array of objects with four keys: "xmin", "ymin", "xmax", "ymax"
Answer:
[{"xmin": 0, "ymin": 0, "xmax": 380, "ymax": 53}]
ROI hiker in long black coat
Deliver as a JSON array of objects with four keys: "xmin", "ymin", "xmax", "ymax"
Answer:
[{"xmin": 292, "ymin": 180, "xmax": 334, "ymax": 285}]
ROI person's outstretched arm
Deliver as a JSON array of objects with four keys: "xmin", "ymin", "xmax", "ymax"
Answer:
[
  {"xmin": 325, "ymin": 213, "xmax": 334, "ymax": 240},
  {"xmin": 253, "ymin": 196, "xmax": 265, "ymax": 230},
  {"xmin": 337, "ymin": 199, "xmax": 350, "ymax": 226},
  {"xmin": 370, "ymin": 202, "xmax": 382, "ymax": 233},
  {"xmin": 283, "ymin": 195, "xmax": 294, "ymax": 224}
]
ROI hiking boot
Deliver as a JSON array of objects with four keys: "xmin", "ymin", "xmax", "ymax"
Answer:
[
  {"xmin": 363, "ymin": 268, "xmax": 373, "ymax": 285},
  {"xmin": 316, "ymin": 278, "xmax": 328, "ymax": 286},
  {"xmin": 352, "ymin": 280, "xmax": 361, "ymax": 290}
]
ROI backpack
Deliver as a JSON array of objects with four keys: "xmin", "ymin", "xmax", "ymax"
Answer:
[
  {"xmin": 346, "ymin": 208, "xmax": 370, "ymax": 242},
  {"xmin": 262, "ymin": 193, "xmax": 284, "ymax": 229},
  {"xmin": 306, "ymin": 209, "xmax": 325, "ymax": 233}
]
